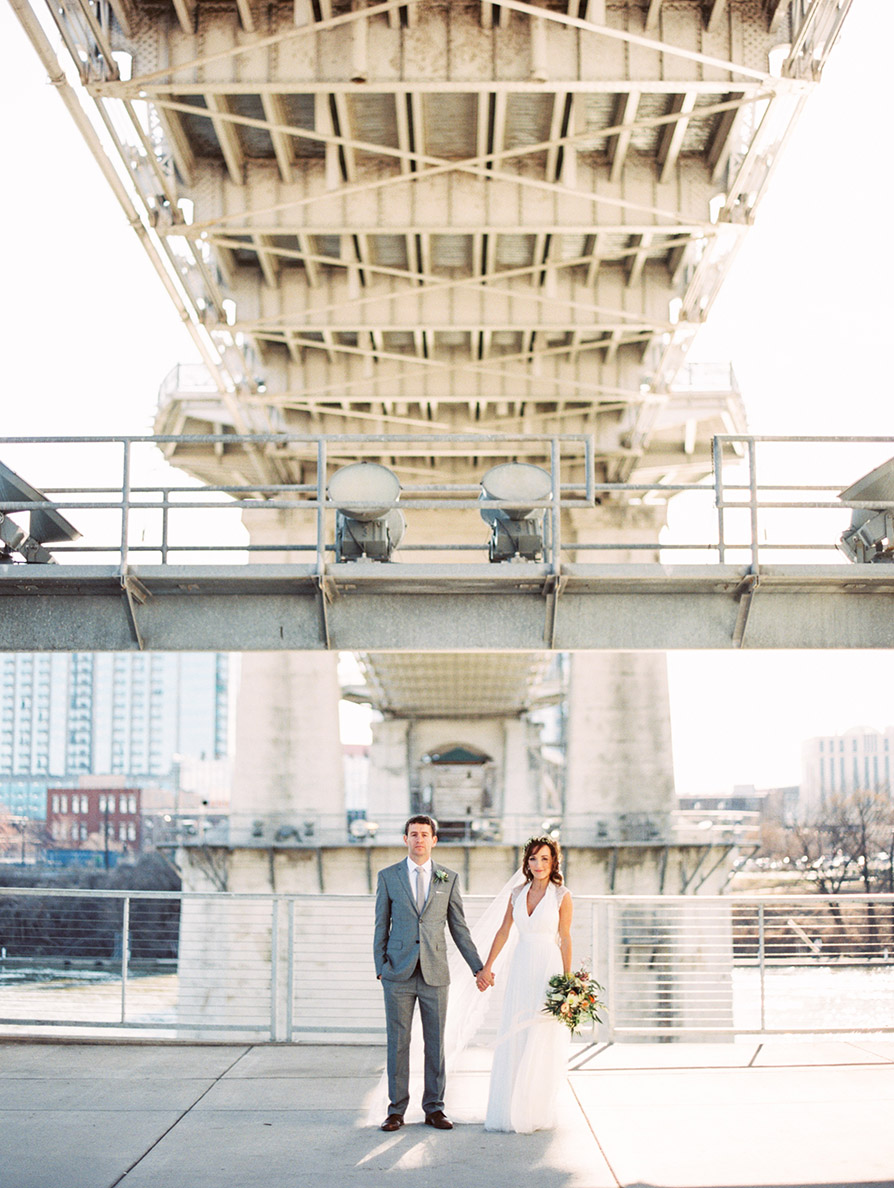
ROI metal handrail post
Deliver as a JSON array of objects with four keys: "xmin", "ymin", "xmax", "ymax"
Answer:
[
  {"xmin": 594, "ymin": 899, "xmax": 612, "ymax": 1042},
  {"xmin": 713, "ymin": 435, "xmax": 725, "ymax": 563},
  {"xmin": 605, "ymin": 900, "xmax": 616, "ymax": 1042},
  {"xmin": 160, "ymin": 489, "xmax": 170, "ymax": 564},
  {"xmin": 550, "ymin": 436, "xmax": 562, "ymax": 572},
  {"xmin": 286, "ymin": 898, "xmax": 295, "ymax": 1042},
  {"xmin": 747, "ymin": 437, "xmax": 760, "ymax": 570},
  {"xmin": 120, "ymin": 439, "xmax": 131, "ymax": 567},
  {"xmin": 758, "ymin": 902, "xmax": 766, "ymax": 1032},
  {"xmin": 316, "ymin": 439, "xmax": 327, "ymax": 573},
  {"xmin": 120, "ymin": 895, "xmax": 130, "ymax": 1024},
  {"xmin": 270, "ymin": 897, "xmax": 279, "ymax": 1041}
]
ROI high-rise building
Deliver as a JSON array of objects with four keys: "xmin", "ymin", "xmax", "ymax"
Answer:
[
  {"xmin": 0, "ymin": 653, "xmax": 230, "ymax": 817},
  {"xmin": 801, "ymin": 727, "xmax": 894, "ymax": 817}
]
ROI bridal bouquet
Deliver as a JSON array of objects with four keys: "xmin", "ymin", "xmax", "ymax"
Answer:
[{"xmin": 543, "ymin": 968, "xmax": 605, "ymax": 1035}]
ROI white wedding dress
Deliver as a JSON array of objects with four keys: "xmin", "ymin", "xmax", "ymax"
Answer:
[{"xmin": 484, "ymin": 882, "xmax": 571, "ymax": 1133}]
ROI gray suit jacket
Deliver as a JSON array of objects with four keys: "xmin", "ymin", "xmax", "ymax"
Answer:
[{"xmin": 374, "ymin": 861, "xmax": 482, "ymax": 986}]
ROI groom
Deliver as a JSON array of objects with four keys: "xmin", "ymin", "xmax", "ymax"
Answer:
[{"xmin": 374, "ymin": 814, "xmax": 489, "ymax": 1131}]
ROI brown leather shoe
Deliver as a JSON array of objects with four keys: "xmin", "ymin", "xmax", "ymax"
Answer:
[
  {"xmin": 380, "ymin": 1114, "xmax": 404, "ymax": 1132},
  {"xmin": 424, "ymin": 1110, "xmax": 453, "ymax": 1130}
]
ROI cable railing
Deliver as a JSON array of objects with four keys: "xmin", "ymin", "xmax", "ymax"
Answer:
[
  {"xmin": 1, "ymin": 889, "xmax": 892, "ymax": 1043},
  {"xmin": 2, "ymin": 433, "xmax": 894, "ymax": 571}
]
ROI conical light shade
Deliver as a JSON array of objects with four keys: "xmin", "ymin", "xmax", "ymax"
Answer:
[
  {"xmin": 480, "ymin": 463, "xmax": 552, "ymax": 519},
  {"xmin": 328, "ymin": 462, "xmax": 401, "ymax": 521}
]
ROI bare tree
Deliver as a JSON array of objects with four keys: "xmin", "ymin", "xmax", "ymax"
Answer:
[
  {"xmin": 791, "ymin": 789, "xmax": 894, "ymax": 893},
  {"xmin": 790, "ymin": 790, "xmax": 894, "ymax": 954}
]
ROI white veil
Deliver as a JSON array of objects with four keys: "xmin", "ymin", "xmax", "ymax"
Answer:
[{"xmin": 365, "ymin": 868, "xmax": 527, "ymax": 1126}]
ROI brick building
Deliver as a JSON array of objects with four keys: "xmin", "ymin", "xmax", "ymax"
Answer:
[{"xmin": 46, "ymin": 787, "xmax": 142, "ymax": 855}]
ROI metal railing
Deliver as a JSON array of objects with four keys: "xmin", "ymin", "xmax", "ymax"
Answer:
[
  {"xmin": 710, "ymin": 435, "xmax": 894, "ymax": 568},
  {"xmin": 2, "ymin": 433, "xmax": 894, "ymax": 571},
  {"xmin": 1, "ymin": 889, "xmax": 892, "ymax": 1042},
  {"xmin": 1, "ymin": 432, "xmax": 597, "ymax": 571},
  {"xmin": 157, "ymin": 809, "xmax": 758, "ymax": 850}
]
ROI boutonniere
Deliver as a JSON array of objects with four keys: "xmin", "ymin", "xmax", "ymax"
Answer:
[{"xmin": 433, "ymin": 869, "xmax": 449, "ymax": 883}]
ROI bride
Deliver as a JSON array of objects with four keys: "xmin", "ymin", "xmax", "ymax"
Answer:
[{"xmin": 476, "ymin": 835, "xmax": 573, "ymax": 1134}]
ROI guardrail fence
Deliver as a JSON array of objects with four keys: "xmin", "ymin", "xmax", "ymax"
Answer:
[
  {"xmin": 3, "ymin": 433, "xmax": 894, "ymax": 568},
  {"xmin": 2, "ymin": 889, "xmax": 892, "ymax": 1042}
]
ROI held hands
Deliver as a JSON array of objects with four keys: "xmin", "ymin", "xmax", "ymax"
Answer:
[{"xmin": 475, "ymin": 968, "xmax": 495, "ymax": 992}]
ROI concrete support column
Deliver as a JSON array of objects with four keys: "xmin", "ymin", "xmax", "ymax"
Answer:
[
  {"xmin": 366, "ymin": 717, "xmax": 412, "ymax": 836},
  {"xmin": 230, "ymin": 508, "xmax": 344, "ymax": 846},
  {"xmin": 367, "ymin": 713, "xmax": 545, "ymax": 846},
  {"xmin": 395, "ymin": 504, "xmax": 491, "ymax": 566},
  {"xmin": 564, "ymin": 652, "xmax": 675, "ymax": 840},
  {"xmin": 562, "ymin": 503, "xmax": 675, "ymax": 844},
  {"xmin": 502, "ymin": 718, "xmax": 541, "ymax": 844}
]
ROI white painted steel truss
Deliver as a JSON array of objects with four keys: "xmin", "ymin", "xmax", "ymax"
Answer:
[{"xmin": 8, "ymin": 0, "xmax": 851, "ymax": 490}]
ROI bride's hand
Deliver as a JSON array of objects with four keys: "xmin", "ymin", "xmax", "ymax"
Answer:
[{"xmin": 476, "ymin": 968, "xmax": 495, "ymax": 991}]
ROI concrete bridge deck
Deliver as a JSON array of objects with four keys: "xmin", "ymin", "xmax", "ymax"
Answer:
[{"xmin": 2, "ymin": 1039, "xmax": 892, "ymax": 1188}]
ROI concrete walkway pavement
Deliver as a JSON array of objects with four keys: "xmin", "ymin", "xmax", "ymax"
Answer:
[{"xmin": 1, "ymin": 1039, "xmax": 893, "ymax": 1188}]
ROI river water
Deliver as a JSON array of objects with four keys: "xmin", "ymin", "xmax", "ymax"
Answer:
[
  {"xmin": 733, "ymin": 964, "xmax": 894, "ymax": 1034},
  {"xmin": 2, "ymin": 962, "xmax": 893, "ymax": 1038}
]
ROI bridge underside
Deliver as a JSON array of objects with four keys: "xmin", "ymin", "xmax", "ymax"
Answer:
[
  {"xmin": 6, "ymin": 0, "xmax": 856, "ymax": 855},
  {"xmin": 13, "ymin": 0, "xmax": 851, "ymax": 488}
]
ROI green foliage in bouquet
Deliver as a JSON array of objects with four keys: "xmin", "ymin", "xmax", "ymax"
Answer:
[{"xmin": 543, "ymin": 967, "xmax": 606, "ymax": 1035}]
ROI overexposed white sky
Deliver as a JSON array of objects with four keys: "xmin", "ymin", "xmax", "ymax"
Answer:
[
  {"xmin": 0, "ymin": 2, "xmax": 890, "ymax": 794},
  {"xmin": 665, "ymin": 1, "xmax": 894, "ymax": 793}
]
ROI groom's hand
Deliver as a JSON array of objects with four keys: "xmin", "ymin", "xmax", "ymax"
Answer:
[{"xmin": 475, "ymin": 968, "xmax": 494, "ymax": 991}]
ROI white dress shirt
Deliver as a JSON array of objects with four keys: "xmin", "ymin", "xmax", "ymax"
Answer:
[{"xmin": 406, "ymin": 856, "xmax": 432, "ymax": 906}]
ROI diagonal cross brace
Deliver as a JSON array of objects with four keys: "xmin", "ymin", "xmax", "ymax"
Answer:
[{"xmin": 120, "ymin": 571, "xmax": 151, "ymax": 650}]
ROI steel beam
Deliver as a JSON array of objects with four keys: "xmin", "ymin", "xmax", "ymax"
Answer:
[{"xmin": 1, "ymin": 564, "xmax": 893, "ymax": 652}]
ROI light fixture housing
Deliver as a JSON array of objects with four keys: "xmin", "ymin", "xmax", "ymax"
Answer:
[
  {"xmin": 837, "ymin": 457, "xmax": 894, "ymax": 563},
  {"xmin": 0, "ymin": 461, "xmax": 81, "ymax": 564},
  {"xmin": 479, "ymin": 462, "xmax": 552, "ymax": 562},
  {"xmin": 328, "ymin": 462, "xmax": 405, "ymax": 562}
]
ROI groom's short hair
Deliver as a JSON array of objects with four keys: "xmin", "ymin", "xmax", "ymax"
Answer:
[{"xmin": 404, "ymin": 813, "xmax": 438, "ymax": 836}]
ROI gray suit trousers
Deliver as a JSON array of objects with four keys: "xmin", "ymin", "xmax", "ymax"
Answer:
[{"xmin": 382, "ymin": 968, "xmax": 449, "ymax": 1116}]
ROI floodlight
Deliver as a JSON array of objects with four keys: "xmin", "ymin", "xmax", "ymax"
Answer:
[
  {"xmin": 349, "ymin": 817, "xmax": 379, "ymax": 840},
  {"xmin": 837, "ymin": 457, "xmax": 894, "ymax": 563},
  {"xmin": 541, "ymin": 818, "xmax": 561, "ymax": 840},
  {"xmin": 0, "ymin": 460, "xmax": 81, "ymax": 564},
  {"xmin": 479, "ymin": 462, "xmax": 552, "ymax": 562},
  {"xmin": 328, "ymin": 462, "xmax": 405, "ymax": 562},
  {"xmin": 470, "ymin": 817, "xmax": 501, "ymax": 841}
]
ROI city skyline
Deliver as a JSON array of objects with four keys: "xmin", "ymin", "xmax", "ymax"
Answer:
[{"xmin": 0, "ymin": 651, "xmax": 230, "ymax": 818}]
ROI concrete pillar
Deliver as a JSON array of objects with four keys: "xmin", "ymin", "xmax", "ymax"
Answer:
[
  {"xmin": 396, "ymin": 504, "xmax": 491, "ymax": 566},
  {"xmin": 367, "ymin": 713, "xmax": 545, "ymax": 845},
  {"xmin": 230, "ymin": 508, "xmax": 344, "ymax": 846},
  {"xmin": 565, "ymin": 652, "xmax": 675, "ymax": 840},
  {"xmin": 501, "ymin": 718, "xmax": 542, "ymax": 844},
  {"xmin": 563, "ymin": 503, "xmax": 675, "ymax": 844},
  {"xmin": 366, "ymin": 717, "xmax": 412, "ymax": 836}
]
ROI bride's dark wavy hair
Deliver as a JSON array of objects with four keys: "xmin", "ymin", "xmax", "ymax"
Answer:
[{"xmin": 522, "ymin": 835, "xmax": 564, "ymax": 885}]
